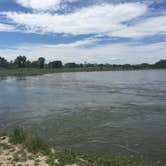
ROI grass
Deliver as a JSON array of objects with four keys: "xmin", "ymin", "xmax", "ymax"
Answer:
[
  {"xmin": 0, "ymin": 68, "xmax": 58, "ymax": 77},
  {"xmin": 0, "ymin": 128, "xmax": 164, "ymax": 166},
  {"xmin": 10, "ymin": 128, "xmax": 27, "ymax": 144},
  {"xmin": 54, "ymin": 149, "xmax": 81, "ymax": 165},
  {"xmin": 9, "ymin": 128, "xmax": 50, "ymax": 155},
  {"xmin": 0, "ymin": 67, "xmax": 150, "ymax": 77},
  {"xmin": 0, "ymin": 67, "xmax": 94, "ymax": 77},
  {"xmin": 51, "ymin": 150, "xmax": 163, "ymax": 166},
  {"xmin": 80, "ymin": 154, "xmax": 162, "ymax": 166},
  {"xmin": 25, "ymin": 136, "xmax": 51, "ymax": 155},
  {"xmin": 0, "ymin": 67, "xmax": 117, "ymax": 77}
]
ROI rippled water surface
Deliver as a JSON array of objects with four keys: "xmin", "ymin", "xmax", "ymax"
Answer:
[{"xmin": 0, "ymin": 70, "xmax": 166, "ymax": 162}]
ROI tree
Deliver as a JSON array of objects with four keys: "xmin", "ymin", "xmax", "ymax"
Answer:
[
  {"xmin": 48, "ymin": 61, "xmax": 62, "ymax": 68},
  {"xmin": 15, "ymin": 56, "xmax": 27, "ymax": 68},
  {"xmin": 38, "ymin": 57, "xmax": 45, "ymax": 68},
  {"xmin": 0, "ymin": 57, "xmax": 8, "ymax": 68},
  {"xmin": 155, "ymin": 60, "xmax": 166, "ymax": 68},
  {"xmin": 31, "ymin": 61, "xmax": 38, "ymax": 68},
  {"xmin": 25, "ymin": 60, "xmax": 32, "ymax": 68},
  {"xmin": 139, "ymin": 63, "xmax": 149, "ymax": 69},
  {"xmin": 65, "ymin": 63, "xmax": 78, "ymax": 68}
]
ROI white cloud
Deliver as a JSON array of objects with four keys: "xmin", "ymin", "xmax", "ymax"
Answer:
[
  {"xmin": 0, "ymin": 1, "xmax": 165, "ymax": 64},
  {"xmin": 47, "ymin": 37, "xmax": 100, "ymax": 48},
  {"xmin": 1, "ymin": 40, "xmax": 166, "ymax": 64},
  {"xmin": 42, "ymin": 41, "xmax": 166, "ymax": 64},
  {"xmin": 4, "ymin": 3, "xmax": 147, "ymax": 35},
  {"xmin": 110, "ymin": 15, "xmax": 166, "ymax": 38},
  {"xmin": 0, "ymin": 23, "xmax": 15, "ymax": 32},
  {"xmin": 16, "ymin": 0, "xmax": 61, "ymax": 11},
  {"xmin": 16, "ymin": 0, "xmax": 78, "ymax": 11},
  {"xmin": 4, "ymin": 2, "xmax": 166, "ymax": 38}
]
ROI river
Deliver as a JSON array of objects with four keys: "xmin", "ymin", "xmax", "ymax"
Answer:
[{"xmin": 0, "ymin": 70, "xmax": 166, "ymax": 162}]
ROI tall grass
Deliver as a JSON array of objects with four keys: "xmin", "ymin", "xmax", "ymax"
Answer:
[
  {"xmin": 9, "ymin": 128, "xmax": 50, "ymax": 155},
  {"xmin": 25, "ymin": 136, "xmax": 51, "ymax": 155},
  {"xmin": 10, "ymin": 128, "xmax": 27, "ymax": 144}
]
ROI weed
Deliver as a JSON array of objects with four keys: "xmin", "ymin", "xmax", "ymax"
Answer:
[
  {"xmin": 25, "ymin": 136, "xmax": 51, "ymax": 155},
  {"xmin": 10, "ymin": 128, "xmax": 27, "ymax": 144}
]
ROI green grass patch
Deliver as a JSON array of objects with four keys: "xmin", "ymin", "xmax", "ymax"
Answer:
[
  {"xmin": 54, "ymin": 149, "xmax": 80, "ymax": 165},
  {"xmin": 2, "ymin": 128, "xmax": 164, "ymax": 166},
  {"xmin": 9, "ymin": 128, "xmax": 50, "ymax": 155},
  {"xmin": 10, "ymin": 128, "xmax": 27, "ymax": 144},
  {"xmin": 0, "ymin": 67, "xmax": 148, "ymax": 77},
  {"xmin": 81, "ymin": 154, "xmax": 163, "ymax": 166},
  {"xmin": 25, "ymin": 136, "xmax": 51, "ymax": 155}
]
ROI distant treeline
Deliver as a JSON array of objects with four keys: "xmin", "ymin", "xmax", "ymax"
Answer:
[{"xmin": 0, "ymin": 56, "xmax": 166, "ymax": 70}]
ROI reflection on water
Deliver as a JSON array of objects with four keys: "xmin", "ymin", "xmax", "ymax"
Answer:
[{"xmin": 0, "ymin": 70, "xmax": 166, "ymax": 162}]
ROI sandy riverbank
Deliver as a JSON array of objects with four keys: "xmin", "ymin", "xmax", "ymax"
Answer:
[{"xmin": 0, "ymin": 129, "xmax": 163, "ymax": 166}]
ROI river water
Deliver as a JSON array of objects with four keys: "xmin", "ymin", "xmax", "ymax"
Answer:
[{"xmin": 0, "ymin": 70, "xmax": 166, "ymax": 162}]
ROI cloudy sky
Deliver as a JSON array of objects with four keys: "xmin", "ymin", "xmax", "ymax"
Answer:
[{"xmin": 0, "ymin": 0, "xmax": 166, "ymax": 64}]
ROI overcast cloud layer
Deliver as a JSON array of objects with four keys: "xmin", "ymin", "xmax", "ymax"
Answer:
[{"xmin": 0, "ymin": 0, "xmax": 165, "ymax": 64}]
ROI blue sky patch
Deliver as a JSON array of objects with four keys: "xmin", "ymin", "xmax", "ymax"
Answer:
[{"xmin": 0, "ymin": 0, "xmax": 165, "ymax": 64}]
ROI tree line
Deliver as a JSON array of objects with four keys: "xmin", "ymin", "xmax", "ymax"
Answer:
[
  {"xmin": 0, "ymin": 55, "xmax": 166, "ymax": 69},
  {"xmin": 0, "ymin": 56, "xmax": 63, "ymax": 69}
]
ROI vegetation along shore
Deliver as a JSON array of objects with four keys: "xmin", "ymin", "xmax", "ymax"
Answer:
[
  {"xmin": 0, "ymin": 128, "xmax": 163, "ymax": 166},
  {"xmin": 0, "ymin": 56, "xmax": 166, "ymax": 76}
]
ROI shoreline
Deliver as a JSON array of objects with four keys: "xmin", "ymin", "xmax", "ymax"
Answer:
[
  {"xmin": 0, "ymin": 67, "xmax": 165, "ymax": 77},
  {"xmin": 0, "ymin": 129, "xmax": 163, "ymax": 166}
]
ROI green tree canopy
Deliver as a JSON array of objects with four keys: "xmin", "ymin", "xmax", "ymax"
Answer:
[
  {"xmin": 38, "ymin": 57, "xmax": 45, "ymax": 68},
  {"xmin": 15, "ymin": 56, "xmax": 27, "ymax": 68}
]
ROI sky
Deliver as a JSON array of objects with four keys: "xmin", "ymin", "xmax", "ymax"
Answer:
[{"xmin": 0, "ymin": 0, "xmax": 166, "ymax": 64}]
